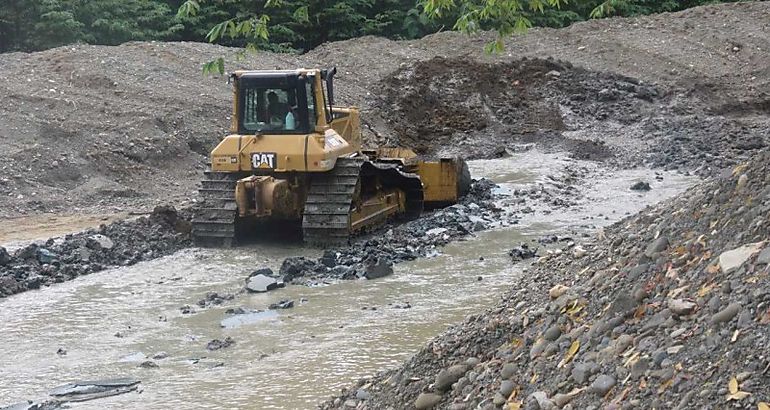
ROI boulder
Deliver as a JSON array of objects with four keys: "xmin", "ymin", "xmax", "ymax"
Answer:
[
  {"xmin": 245, "ymin": 274, "xmax": 280, "ymax": 293},
  {"xmin": 363, "ymin": 257, "xmax": 393, "ymax": 280},
  {"xmin": 0, "ymin": 247, "xmax": 11, "ymax": 265},
  {"xmin": 435, "ymin": 364, "xmax": 469, "ymax": 391},
  {"xmin": 88, "ymin": 234, "xmax": 114, "ymax": 250},
  {"xmin": 718, "ymin": 242, "xmax": 763, "ymax": 273}
]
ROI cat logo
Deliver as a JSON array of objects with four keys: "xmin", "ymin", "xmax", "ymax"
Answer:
[{"xmin": 251, "ymin": 152, "xmax": 277, "ymax": 169}]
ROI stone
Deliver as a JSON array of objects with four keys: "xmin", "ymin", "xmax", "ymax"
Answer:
[
  {"xmin": 711, "ymin": 303, "xmax": 741, "ymax": 325},
  {"xmin": 245, "ymin": 274, "xmax": 280, "ymax": 293},
  {"xmin": 668, "ymin": 299, "xmax": 697, "ymax": 316},
  {"xmin": 630, "ymin": 181, "xmax": 651, "ymax": 191},
  {"xmin": 206, "ymin": 337, "xmax": 235, "ymax": 351},
  {"xmin": 549, "ymin": 284, "xmax": 569, "ymax": 299},
  {"xmin": 414, "ymin": 392, "xmax": 443, "ymax": 409},
  {"xmin": 268, "ymin": 299, "xmax": 294, "ymax": 309},
  {"xmin": 571, "ymin": 363, "xmax": 590, "ymax": 384},
  {"xmin": 49, "ymin": 377, "xmax": 141, "ymax": 400},
  {"xmin": 435, "ymin": 364, "xmax": 469, "ymax": 391},
  {"xmin": 355, "ymin": 388, "xmax": 370, "ymax": 400},
  {"xmin": 718, "ymin": 242, "xmax": 763, "ymax": 273},
  {"xmin": 36, "ymin": 248, "xmax": 58, "ymax": 264},
  {"xmin": 500, "ymin": 380, "xmax": 515, "ymax": 397},
  {"xmin": 88, "ymin": 234, "xmax": 114, "ymax": 250},
  {"xmin": 501, "ymin": 363, "xmax": 517, "ymax": 379},
  {"xmin": 590, "ymin": 374, "xmax": 616, "ymax": 396},
  {"xmin": 363, "ymin": 257, "xmax": 393, "ymax": 280},
  {"xmin": 509, "ymin": 244, "xmax": 537, "ymax": 261},
  {"xmin": 247, "ymin": 267, "xmax": 274, "ymax": 280},
  {"xmin": 138, "ymin": 360, "xmax": 159, "ymax": 369},
  {"xmin": 529, "ymin": 391, "xmax": 556, "ymax": 410},
  {"xmin": 0, "ymin": 247, "xmax": 11, "ymax": 265},
  {"xmin": 572, "ymin": 246, "xmax": 587, "ymax": 258},
  {"xmin": 543, "ymin": 325, "xmax": 561, "ymax": 341},
  {"xmin": 644, "ymin": 236, "xmax": 669, "ymax": 257},
  {"xmin": 757, "ymin": 247, "xmax": 770, "ymax": 265}
]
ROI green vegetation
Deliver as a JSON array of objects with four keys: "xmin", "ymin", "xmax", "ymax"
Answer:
[{"xmin": 0, "ymin": 0, "xmax": 743, "ymax": 54}]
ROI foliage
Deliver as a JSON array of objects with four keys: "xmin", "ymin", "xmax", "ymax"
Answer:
[{"xmin": 0, "ymin": 0, "xmax": 745, "ymax": 55}]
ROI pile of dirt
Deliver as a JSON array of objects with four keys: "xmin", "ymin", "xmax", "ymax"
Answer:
[
  {"xmin": 373, "ymin": 57, "xmax": 656, "ymax": 160},
  {"xmin": 321, "ymin": 151, "xmax": 770, "ymax": 409},
  {"xmin": 0, "ymin": 1, "xmax": 768, "ymax": 219},
  {"xmin": 0, "ymin": 206, "xmax": 191, "ymax": 297}
]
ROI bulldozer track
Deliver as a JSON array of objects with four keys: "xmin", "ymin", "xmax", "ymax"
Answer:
[
  {"xmin": 302, "ymin": 157, "xmax": 364, "ymax": 247},
  {"xmin": 302, "ymin": 157, "xmax": 425, "ymax": 247},
  {"xmin": 192, "ymin": 168, "xmax": 239, "ymax": 247}
]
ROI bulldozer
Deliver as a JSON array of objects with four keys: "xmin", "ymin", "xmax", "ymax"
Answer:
[{"xmin": 192, "ymin": 67, "xmax": 470, "ymax": 247}]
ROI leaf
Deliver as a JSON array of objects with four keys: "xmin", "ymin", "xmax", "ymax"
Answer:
[
  {"xmin": 758, "ymin": 402, "xmax": 770, "ymax": 410},
  {"xmin": 727, "ymin": 391, "xmax": 751, "ymax": 401},
  {"xmin": 507, "ymin": 402, "xmax": 522, "ymax": 410},
  {"xmin": 292, "ymin": 6, "xmax": 310, "ymax": 23},
  {"xmin": 558, "ymin": 340, "xmax": 580, "ymax": 368},
  {"xmin": 729, "ymin": 377, "xmax": 739, "ymax": 395}
]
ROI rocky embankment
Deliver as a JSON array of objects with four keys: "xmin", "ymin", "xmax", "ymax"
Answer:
[
  {"xmin": 322, "ymin": 151, "xmax": 770, "ymax": 409},
  {"xmin": 0, "ymin": 206, "xmax": 191, "ymax": 298}
]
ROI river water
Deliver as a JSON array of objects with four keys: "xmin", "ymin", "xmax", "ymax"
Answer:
[{"xmin": 0, "ymin": 152, "xmax": 697, "ymax": 409}]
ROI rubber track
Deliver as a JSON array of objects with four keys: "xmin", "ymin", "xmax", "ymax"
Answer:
[{"xmin": 192, "ymin": 169, "xmax": 239, "ymax": 247}]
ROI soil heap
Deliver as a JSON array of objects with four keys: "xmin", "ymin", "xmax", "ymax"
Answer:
[
  {"xmin": 321, "ymin": 151, "xmax": 770, "ymax": 409},
  {"xmin": 0, "ymin": 2, "xmax": 768, "ymax": 218}
]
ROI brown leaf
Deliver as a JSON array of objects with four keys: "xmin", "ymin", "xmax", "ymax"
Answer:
[
  {"xmin": 507, "ymin": 401, "xmax": 522, "ymax": 410},
  {"xmin": 729, "ymin": 377, "xmax": 739, "ymax": 395},
  {"xmin": 758, "ymin": 402, "xmax": 770, "ymax": 410}
]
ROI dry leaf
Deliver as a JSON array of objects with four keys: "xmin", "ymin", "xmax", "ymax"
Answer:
[
  {"xmin": 511, "ymin": 338, "xmax": 523, "ymax": 349},
  {"xmin": 727, "ymin": 391, "xmax": 751, "ymax": 401},
  {"xmin": 698, "ymin": 282, "xmax": 717, "ymax": 297},
  {"xmin": 507, "ymin": 401, "xmax": 522, "ymax": 410},
  {"xmin": 530, "ymin": 372, "xmax": 538, "ymax": 384},
  {"xmin": 674, "ymin": 362, "xmax": 683, "ymax": 371},
  {"xmin": 658, "ymin": 379, "xmax": 673, "ymax": 394},
  {"xmin": 729, "ymin": 377, "xmax": 739, "ymax": 395},
  {"xmin": 558, "ymin": 340, "xmax": 580, "ymax": 368},
  {"xmin": 639, "ymin": 379, "xmax": 647, "ymax": 389},
  {"xmin": 706, "ymin": 264, "xmax": 720, "ymax": 274},
  {"xmin": 507, "ymin": 387, "xmax": 518, "ymax": 401},
  {"xmin": 758, "ymin": 402, "xmax": 770, "ymax": 410},
  {"xmin": 731, "ymin": 330, "xmax": 741, "ymax": 343}
]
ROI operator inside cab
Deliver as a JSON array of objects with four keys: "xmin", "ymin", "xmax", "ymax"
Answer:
[{"xmin": 239, "ymin": 72, "xmax": 315, "ymax": 134}]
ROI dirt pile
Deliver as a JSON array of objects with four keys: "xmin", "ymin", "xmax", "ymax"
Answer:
[
  {"xmin": 0, "ymin": 2, "xmax": 768, "ymax": 219},
  {"xmin": 321, "ymin": 151, "xmax": 770, "ymax": 409},
  {"xmin": 0, "ymin": 206, "xmax": 191, "ymax": 297},
  {"xmin": 374, "ymin": 57, "xmax": 657, "ymax": 160}
]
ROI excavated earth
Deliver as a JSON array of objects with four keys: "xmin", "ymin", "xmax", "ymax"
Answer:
[{"xmin": 0, "ymin": 1, "xmax": 769, "ymax": 408}]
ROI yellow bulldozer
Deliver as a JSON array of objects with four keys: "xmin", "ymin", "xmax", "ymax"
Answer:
[{"xmin": 192, "ymin": 68, "xmax": 470, "ymax": 246}]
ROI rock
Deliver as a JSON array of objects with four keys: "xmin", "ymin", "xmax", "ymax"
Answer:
[
  {"xmin": 414, "ymin": 392, "xmax": 443, "ymax": 409},
  {"xmin": 36, "ymin": 248, "xmax": 58, "ymax": 264},
  {"xmin": 0, "ymin": 247, "xmax": 11, "ymax": 265},
  {"xmin": 435, "ymin": 364, "xmax": 469, "ymax": 391},
  {"xmin": 630, "ymin": 181, "xmax": 651, "ymax": 191},
  {"xmin": 88, "ymin": 234, "xmax": 114, "ymax": 250},
  {"xmin": 500, "ymin": 380, "xmax": 515, "ymax": 397},
  {"xmin": 710, "ymin": 303, "xmax": 741, "ymax": 325},
  {"xmin": 279, "ymin": 256, "xmax": 319, "ymax": 280},
  {"xmin": 138, "ymin": 360, "xmax": 159, "ymax": 369},
  {"xmin": 206, "ymin": 336, "xmax": 235, "ymax": 351},
  {"xmin": 49, "ymin": 377, "xmax": 140, "ymax": 401},
  {"xmin": 268, "ymin": 299, "xmax": 294, "ymax": 309},
  {"xmin": 355, "ymin": 388, "xmax": 370, "ymax": 400},
  {"xmin": 718, "ymin": 242, "xmax": 763, "ymax": 273},
  {"xmin": 501, "ymin": 363, "xmax": 517, "ymax": 379},
  {"xmin": 644, "ymin": 236, "xmax": 669, "ymax": 257},
  {"xmin": 549, "ymin": 284, "xmax": 569, "ymax": 299},
  {"xmin": 248, "ymin": 267, "xmax": 274, "ymax": 280},
  {"xmin": 509, "ymin": 244, "xmax": 537, "ymax": 261},
  {"xmin": 363, "ymin": 257, "xmax": 393, "ymax": 280},
  {"xmin": 529, "ymin": 391, "xmax": 556, "ymax": 410},
  {"xmin": 543, "ymin": 325, "xmax": 561, "ymax": 341},
  {"xmin": 757, "ymin": 247, "xmax": 770, "ymax": 265},
  {"xmin": 590, "ymin": 374, "xmax": 616, "ymax": 396},
  {"xmin": 152, "ymin": 352, "xmax": 169, "ymax": 360},
  {"xmin": 668, "ymin": 299, "xmax": 697, "ymax": 316},
  {"xmin": 572, "ymin": 246, "xmax": 587, "ymax": 258},
  {"xmin": 245, "ymin": 274, "xmax": 280, "ymax": 293},
  {"xmin": 571, "ymin": 363, "xmax": 590, "ymax": 384}
]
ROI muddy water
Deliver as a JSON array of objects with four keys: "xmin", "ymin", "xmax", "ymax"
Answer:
[{"xmin": 0, "ymin": 152, "xmax": 697, "ymax": 409}]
